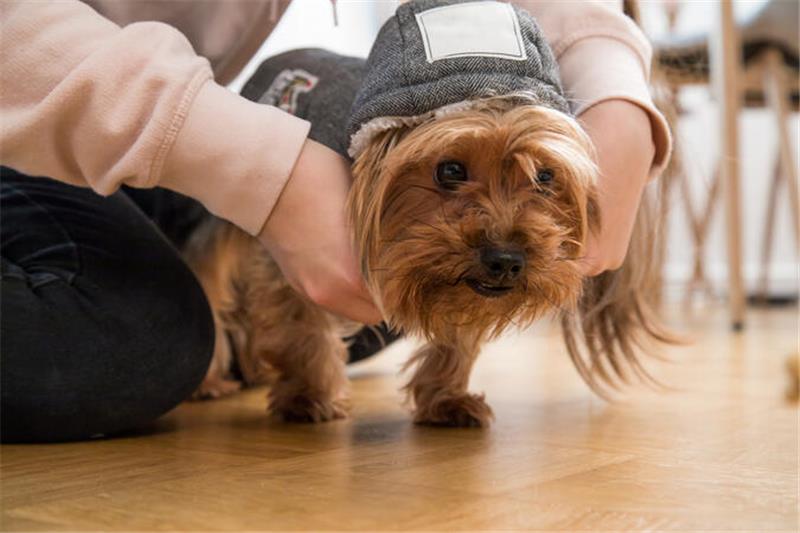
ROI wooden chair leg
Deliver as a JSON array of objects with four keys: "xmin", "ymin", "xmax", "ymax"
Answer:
[
  {"xmin": 658, "ymin": 83, "xmax": 719, "ymax": 304},
  {"xmin": 683, "ymin": 168, "xmax": 708, "ymax": 298},
  {"xmin": 659, "ymin": 140, "xmax": 717, "ymax": 304},
  {"xmin": 679, "ymin": 161, "xmax": 703, "ymax": 249},
  {"xmin": 757, "ymin": 157, "xmax": 782, "ymax": 299},
  {"xmin": 763, "ymin": 49, "xmax": 800, "ymax": 248},
  {"xmin": 688, "ymin": 163, "xmax": 721, "ymax": 298},
  {"xmin": 711, "ymin": 0, "xmax": 745, "ymax": 330},
  {"xmin": 653, "ymin": 81, "xmax": 705, "ymax": 306}
]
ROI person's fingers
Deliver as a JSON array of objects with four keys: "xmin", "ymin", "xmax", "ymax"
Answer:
[
  {"xmin": 340, "ymin": 296, "xmax": 383, "ymax": 324},
  {"xmin": 339, "ymin": 258, "xmax": 383, "ymax": 322},
  {"xmin": 313, "ymin": 286, "xmax": 382, "ymax": 324},
  {"xmin": 330, "ymin": 277, "xmax": 382, "ymax": 323},
  {"xmin": 299, "ymin": 271, "xmax": 382, "ymax": 324},
  {"xmin": 578, "ymin": 238, "xmax": 602, "ymax": 276},
  {"xmin": 579, "ymin": 253, "xmax": 600, "ymax": 276},
  {"xmin": 580, "ymin": 262, "xmax": 604, "ymax": 277},
  {"xmin": 582, "ymin": 258, "xmax": 607, "ymax": 277},
  {"xmin": 350, "ymin": 271, "xmax": 375, "ymax": 301}
]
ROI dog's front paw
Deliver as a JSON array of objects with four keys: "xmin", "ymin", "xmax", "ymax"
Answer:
[
  {"xmin": 414, "ymin": 393, "xmax": 494, "ymax": 428},
  {"xmin": 191, "ymin": 378, "xmax": 242, "ymax": 400},
  {"xmin": 270, "ymin": 394, "xmax": 349, "ymax": 423}
]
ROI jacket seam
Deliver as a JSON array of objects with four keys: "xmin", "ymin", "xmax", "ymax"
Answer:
[{"xmin": 147, "ymin": 68, "xmax": 213, "ymax": 187}]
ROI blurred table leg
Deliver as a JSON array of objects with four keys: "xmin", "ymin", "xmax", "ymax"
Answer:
[
  {"xmin": 762, "ymin": 50, "xmax": 800, "ymax": 250},
  {"xmin": 711, "ymin": 0, "xmax": 745, "ymax": 331}
]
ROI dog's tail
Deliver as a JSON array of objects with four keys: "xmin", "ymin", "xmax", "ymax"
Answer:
[{"xmin": 561, "ymin": 185, "xmax": 679, "ymax": 396}]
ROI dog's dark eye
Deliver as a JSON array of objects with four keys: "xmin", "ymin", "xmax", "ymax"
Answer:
[
  {"xmin": 537, "ymin": 168, "xmax": 555, "ymax": 185},
  {"xmin": 435, "ymin": 161, "xmax": 468, "ymax": 190}
]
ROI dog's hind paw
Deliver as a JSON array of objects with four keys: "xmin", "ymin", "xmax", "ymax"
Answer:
[
  {"xmin": 414, "ymin": 393, "xmax": 494, "ymax": 428},
  {"xmin": 191, "ymin": 378, "xmax": 243, "ymax": 400},
  {"xmin": 270, "ymin": 394, "xmax": 349, "ymax": 423}
]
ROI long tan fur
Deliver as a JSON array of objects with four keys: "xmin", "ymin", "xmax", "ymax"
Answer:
[
  {"xmin": 187, "ymin": 94, "xmax": 675, "ymax": 427},
  {"xmin": 184, "ymin": 218, "xmax": 356, "ymax": 421},
  {"xmin": 561, "ymin": 189, "xmax": 678, "ymax": 397}
]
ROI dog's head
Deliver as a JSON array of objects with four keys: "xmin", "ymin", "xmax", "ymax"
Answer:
[{"xmin": 349, "ymin": 98, "xmax": 599, "ymax": 340}]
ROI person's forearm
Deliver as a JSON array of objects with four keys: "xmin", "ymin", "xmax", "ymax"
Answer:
[
  {"xmin": 579, "ymin": 100, "xmax": 655, "ymax": 273},
  {"xmin": 0, "ymin": 0, "xmax": 310, "ymax": 235},
  {"xmin": 159, "ymin": 83, "xmax": 310, "ymax": 235}
]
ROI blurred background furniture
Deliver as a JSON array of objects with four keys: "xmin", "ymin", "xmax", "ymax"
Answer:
[{"xmin": 654, "ymin": 0, "xmax": 799, "ymax": 330}]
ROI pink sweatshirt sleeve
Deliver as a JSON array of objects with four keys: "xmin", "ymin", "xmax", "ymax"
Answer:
[
  {"xmin": 513, "ymin": 0, "xmax": 672, "ymax": 178},
  {"xmin": 0, "ymin": 0, "xmax": 309, "ymax": 235}
]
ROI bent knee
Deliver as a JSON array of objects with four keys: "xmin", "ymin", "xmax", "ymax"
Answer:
[{"xmin": 0, "ymin": 259, "xmax": 214, "ymax": 442}]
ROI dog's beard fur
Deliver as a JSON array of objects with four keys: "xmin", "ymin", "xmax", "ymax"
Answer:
[{"xmin": 186, "ymin": 97, "xmax": 673, "ymax": 427}]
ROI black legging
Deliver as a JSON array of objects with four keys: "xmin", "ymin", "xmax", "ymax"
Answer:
[{"xmin": 0, "ymin": 167, "xmax": 393, "ymax": 443}]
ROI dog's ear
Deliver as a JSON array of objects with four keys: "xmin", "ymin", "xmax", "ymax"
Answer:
[
  {"xmin": 561, "ymin": 187, "xmax": 679, "ymax": 396},
  {"xmin": 347, "ymin": 127, "xmax": 410, "ymax": 284}
]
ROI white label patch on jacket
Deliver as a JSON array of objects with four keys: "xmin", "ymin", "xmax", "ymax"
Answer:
[
  {"xmin": 260, "ymin": 69, "xmax": 319, "ymax": 114},
  {"xmin": 415, "ymin": 1, "xmax": 527, "ymax": 63}
]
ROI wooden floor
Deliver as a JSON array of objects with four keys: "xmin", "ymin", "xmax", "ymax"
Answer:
[{"xmin": 2, "ymin": 303, "xmax": 798, "ymax": 531}]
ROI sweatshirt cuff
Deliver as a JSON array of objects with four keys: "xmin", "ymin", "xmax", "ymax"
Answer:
[
  {"xmin": 559, "ymin": 37, "xmax": 672, "ymax": 179},
  {"xmin": 160, "ymin": 81, "xmax": 311, "ymax": 235}
]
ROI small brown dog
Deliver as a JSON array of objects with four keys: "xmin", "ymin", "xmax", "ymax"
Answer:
[
  {"xmin": 185, "ymin": 1, "xmax": 673, "ymax": 427},
  {"xmin": 184, "ymin": 96, "xmax": 670, "ymax": 427}
]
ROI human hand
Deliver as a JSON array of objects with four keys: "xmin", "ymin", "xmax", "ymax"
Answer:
[
  {"xmin": 258, "ymin": 138, "xmax": 382, "ymax": 324},
  {"xmin": 578, "ymin": 100, "xmax": 656, "ymax": 276}
]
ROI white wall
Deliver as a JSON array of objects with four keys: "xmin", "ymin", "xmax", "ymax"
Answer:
[{"xmin": 228, "ymin": 0, "xmax": 395, "ymax": 92}]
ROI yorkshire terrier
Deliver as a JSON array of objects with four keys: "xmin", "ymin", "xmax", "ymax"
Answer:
[{"xmin": 184, "ymin": 0, "xmax": 672, "ymax": 427}]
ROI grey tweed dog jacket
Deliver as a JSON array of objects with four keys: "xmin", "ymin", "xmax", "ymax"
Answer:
[{"xmin": 241, "ymin": 0, "xmax": 567, "ymax": 159}]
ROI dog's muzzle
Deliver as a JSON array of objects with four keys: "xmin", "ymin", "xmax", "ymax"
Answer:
[{"xmin": 465, "ymin": 246, "xmax": 526, "ymax": 298}]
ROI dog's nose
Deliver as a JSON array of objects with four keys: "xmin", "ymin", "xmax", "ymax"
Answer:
[{"xmin": 480, "ymin": 247, "xmax": 526, "ymax": 281}]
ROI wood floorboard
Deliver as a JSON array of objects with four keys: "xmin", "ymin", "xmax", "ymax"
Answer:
[{"xmin": 2, "ymin": 304, "xmax": 797, "ymax": 531}]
